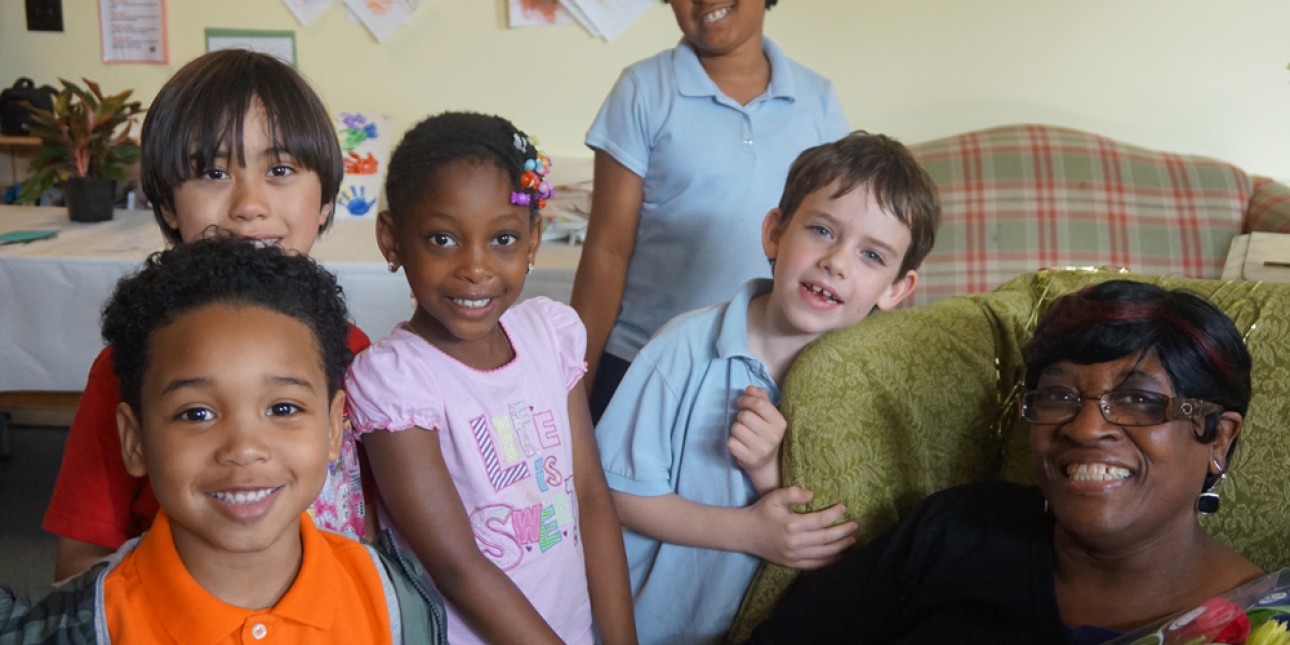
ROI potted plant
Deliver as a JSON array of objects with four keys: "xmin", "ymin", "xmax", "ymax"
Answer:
[{"xmin": 17, "ymin": 78, "xmax": 144, "ymax": 222}]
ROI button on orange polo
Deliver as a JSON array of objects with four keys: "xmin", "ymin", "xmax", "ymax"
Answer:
[{"xmin": 104, "ymin": 510, "xmax": 393, "ymax": 644}]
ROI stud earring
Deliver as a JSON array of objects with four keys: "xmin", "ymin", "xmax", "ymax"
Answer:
[
  {"xmin": 1197, "ymin": 458, "xmax": 1227, "ymax": 515},
  {"xmin": 387, "ymin": 260, "xmax": 398, "ymax": 273}
]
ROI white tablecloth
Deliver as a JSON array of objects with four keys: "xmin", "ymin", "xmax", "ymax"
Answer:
[{"xmin": 0, "ymin": 206, "xmax": 581, "ymax": 391}]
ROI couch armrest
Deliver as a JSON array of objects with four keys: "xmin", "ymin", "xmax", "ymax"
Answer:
[
  {"xmin": 728, "ymin": 291, "xmax": 1032, "ymax": 641},
  {"xmin": 1247, "ymin": 177, "xmax": 1290, "ymax": 233}
]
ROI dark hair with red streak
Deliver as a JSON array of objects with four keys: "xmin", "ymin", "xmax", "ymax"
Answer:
[{"xmin": 1025, "ymin": 279, "xmax": 1252, "ymax": 489}]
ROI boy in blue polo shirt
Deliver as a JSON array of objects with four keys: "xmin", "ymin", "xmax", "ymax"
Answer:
[{"xmin": 595, "ymin": 131, "xmax": 942, "ymax": 644}]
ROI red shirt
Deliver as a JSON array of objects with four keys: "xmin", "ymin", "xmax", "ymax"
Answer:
[{"xmin": 42, "ymin": 324, "xmax": 371, "ymax": 550}]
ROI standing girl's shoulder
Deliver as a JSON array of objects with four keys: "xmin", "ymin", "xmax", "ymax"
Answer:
[{"xmin": 502, "ymin": 296, "xmax": 588, "ymax": 389}]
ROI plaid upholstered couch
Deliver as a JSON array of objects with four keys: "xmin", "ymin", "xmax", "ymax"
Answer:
[
  {"xmin": 904, "ymin": 124, "xmax": 1290, "ymax": 306},
  {"xmin": 729, "ymin": 269, "xmax": 1290, "ymax": 641}
]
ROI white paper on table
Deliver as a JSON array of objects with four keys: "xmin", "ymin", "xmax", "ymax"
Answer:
[
  {"xmin": 282, "ymin": 0, "xmax": 335, "ymax": 26},
  {"xmin": 557, "ymin": 0, "xmax": 600, "ymax": 37},
  {"xmin": 342, "ymin": 0, "xmax": 417, "ymax": 42},
  {"xmin": 98, "ymin": 0, "xmax": 168, "ymax": 63},
  {"xmin": 334, "ymin": 112, "xmax": 395, "ymax": 219},
  {"xmin": 508, "ymin": 0, "xmax": 573, "ymax": 27},
  {"xmin": 563, "ymin": 0, "xmax": 651, "ymax": 42}
]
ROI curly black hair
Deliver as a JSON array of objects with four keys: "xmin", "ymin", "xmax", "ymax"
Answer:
[
  {"xmin": 141, "ymin": 49, "xmax": 344, "ymax": 245},
  {"xmin": 383, "ymin": 111, "xmax": 545, "ymax": 222},
  {"xmin": 102, "ymin": 235, "xmax": 352, "ymax": 412}
]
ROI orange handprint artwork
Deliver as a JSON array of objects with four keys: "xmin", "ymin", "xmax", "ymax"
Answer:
[{"xmin": 344, "ymin": 151, "xmax": 380, "ymax": 175}]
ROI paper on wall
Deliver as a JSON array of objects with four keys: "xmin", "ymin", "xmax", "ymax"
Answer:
[
  {"xmin": 98, "ymin": 0, "xmax": 168, "ymax": 64},
  {"xmin": 334, "ymin": 111, "xmax": 394, "ymax": 219},
  {"xmin": 557, "ymin": 0, "xmax": 600, "ymax": 37},
  {"xmin": 562, "ymin": 0, "xmax": 651, "ymax": 42},
  {"xmin": 509, "ymin": 0, "xmax": 573, "ymax": 27},
  {"xmin": 341, "ymin": 0, "xmax": 420, "ymax": 42},
  {"xmin": 282, "ymin": 0, "xmax": 335, "ymax": 26}
]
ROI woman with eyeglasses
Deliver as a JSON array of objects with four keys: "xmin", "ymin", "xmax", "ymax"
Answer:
[{"xmin": 746, "ymin": 280, "xmax": 1262, "ymax": 644}]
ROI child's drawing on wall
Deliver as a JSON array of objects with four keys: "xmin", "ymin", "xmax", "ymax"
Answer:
[
  {"xmin": 508, "ymin": 0, "xmax": 572, "ymax": 27},
  {"xmin": 334, "ymin": 111, "xmax": 393, "ymax": 218}
]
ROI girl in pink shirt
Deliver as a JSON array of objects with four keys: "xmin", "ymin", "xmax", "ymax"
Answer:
[{"xmin": 344, "ymin": 112, "xmax": 636, "ymax": 645}]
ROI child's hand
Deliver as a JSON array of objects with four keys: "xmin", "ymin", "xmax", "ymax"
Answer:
[
  {"xmin": 728, "ymin": 386, "xmax": 786, "ymax": 494},
  {"xmin": 743, "ymin": 486, "xmax": 858, "ymax": 570}
]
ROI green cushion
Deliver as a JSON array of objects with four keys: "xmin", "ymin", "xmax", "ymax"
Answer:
[{"xmin": 728, "ymin": 269, "xmax": 1290, "ymax": 642}]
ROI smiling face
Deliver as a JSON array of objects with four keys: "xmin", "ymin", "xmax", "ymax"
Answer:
[
  {"xmin": 1029, "ymin": 351, "xmax": 1241, "ymax": 549},
  {"xmin": 117, "ymin": 302, "xmax": 343, "ymax": 568},
  {"xmin": 377, "ymin": 159, "xmax": 540, "ymax": 368},
  {"xmin": 162, "ymin": 100, "xmax": 330, "ymax": 254},
  {"xmin": 669, "ymin": 0, "xmax": 766, "ymax": 58},
  {"xmin": 761, "ymin": 180, "xmax": 916, "ymax": 337}
]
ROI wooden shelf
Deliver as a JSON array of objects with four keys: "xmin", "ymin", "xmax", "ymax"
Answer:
[{"xmin": 0, "ymin": 135, "xmax": 40, "ymax": 147}]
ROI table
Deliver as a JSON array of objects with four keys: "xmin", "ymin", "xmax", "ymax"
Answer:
[{"xmin": 0, "ymin": 205, "xmax": 582, "ymax": 392}]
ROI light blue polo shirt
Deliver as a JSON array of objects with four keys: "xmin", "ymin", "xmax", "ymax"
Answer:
[
  {"xmin": 586, "ymin": 38, "xmax": 849, "ymax": 362},
  {"xmin": 596, "ymin": 279, "xmax": 778, "ymax": 644}
]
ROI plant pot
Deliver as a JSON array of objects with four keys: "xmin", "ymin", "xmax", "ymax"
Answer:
[{"xmin": 63, "ymin": 177, "xmax": 115, "ymax": 223}]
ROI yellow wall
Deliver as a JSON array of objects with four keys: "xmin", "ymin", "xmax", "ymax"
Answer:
[{"xmin": 2, "ymin": 0, "xmax": 1288, "ymax": 176}]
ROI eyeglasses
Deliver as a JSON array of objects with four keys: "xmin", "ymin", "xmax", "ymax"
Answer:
[{"xmin": 1019, "ymin": 389, "xmax": 1222, "ymax": 427}]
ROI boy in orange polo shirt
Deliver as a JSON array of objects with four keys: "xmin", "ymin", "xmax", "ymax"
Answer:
[{"xmin": 0, "ymin": 237, "xmax": 444, "ymax": 644}]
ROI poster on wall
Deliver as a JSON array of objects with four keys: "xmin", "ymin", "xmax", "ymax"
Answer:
[
  {"xmin": 205, "ymin": 28, "xmax": 296, "ymax": 67},
  {"xmin": 508, "ymin": 0, "xmax": 573, "ymax": 27},
  {"xmin": 98, "ymin": 0, "xmax": 167, "ymax": 64},
  {"xmin": 334, "ymin": 111, "xmax": 394, "ymax": 219}
]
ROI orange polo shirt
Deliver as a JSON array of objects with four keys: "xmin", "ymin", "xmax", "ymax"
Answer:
[{"xmin": 104, "ymin": 510, "xmax": 393, "ymax": 644}]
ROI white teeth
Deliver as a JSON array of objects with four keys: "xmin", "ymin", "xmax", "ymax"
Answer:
[
  {"xmin": 210, "ymin": 488, "xmax": 277, "ymax": 505},
  {"xmin": 250, "ymin": 238, "xmax": 280, "ymax": 249},
  {"xmin": 807, "ymin": 284, "xmax": 841, "ymax": 304},
  {"xmin": 454, "ymin": 298, "xmax": 490, "ymax": 309},
  {"xmin": 1065, "ymin": 463, "xmax": 1132, "ymax": 481},
  {"xmin": 702, "ymin": 6, "xmax": 731, "ymax": 23}
]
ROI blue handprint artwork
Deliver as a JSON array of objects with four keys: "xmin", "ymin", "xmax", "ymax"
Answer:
[{"xmin": 339, "ymin": 185, "xmax": 376, "ymax": 216}]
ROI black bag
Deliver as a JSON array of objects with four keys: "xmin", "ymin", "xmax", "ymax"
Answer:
[{"xmin": 0, "ymin": 77, "xmax": 57, "ymax": 136}]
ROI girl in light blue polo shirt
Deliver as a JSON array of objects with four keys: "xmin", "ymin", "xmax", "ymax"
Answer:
[{"xmin": 573, "ymin": 0, "xmax": 850, "ymax": 422}]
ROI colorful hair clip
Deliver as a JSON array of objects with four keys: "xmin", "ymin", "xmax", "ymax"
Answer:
[{"xmin": 512, "ymin": 131, "xmax": 554, "ymax": 210}]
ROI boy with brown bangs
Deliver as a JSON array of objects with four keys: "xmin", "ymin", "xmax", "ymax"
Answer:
[
  {"xmin": 596, "ymin": 131, "xmax": 941, "ymax": 644},
  {"xmin": 43, "ymin": 49, "xmax": 373, "ymax": 582}
]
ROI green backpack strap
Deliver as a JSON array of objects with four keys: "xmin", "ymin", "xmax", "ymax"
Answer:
[{"xmin": 368, "ymin": 529, "xmax": 447, "ymax": 645}]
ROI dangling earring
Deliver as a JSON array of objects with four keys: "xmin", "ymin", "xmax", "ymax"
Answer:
[
  {"xmin": 527, "ymin": 262, "xmax": 534, "ymax": 275},
  {"xmin": 1197, "ymin": 458, "xmax": 1227, "ymax": 515},
  {"xmin": 767, "ymin": 258, "xmax": 776, "ymax": 271}
]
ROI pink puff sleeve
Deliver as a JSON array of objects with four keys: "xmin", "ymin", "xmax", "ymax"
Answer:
[
  {"xmin": 525, "ymin": 297, "xmax": 588, "ymax": 393},
  {"xmin": 343, "ymin": 330, "xmax": 447, "ymax": 436}
]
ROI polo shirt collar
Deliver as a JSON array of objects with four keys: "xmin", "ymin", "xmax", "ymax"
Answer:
[
  {"xmin": 134, "ymin": 511, "xmax": 340, "ymax": 644},
  {"xmin": 715, "ymin": 278, "xmax": 774, "ymax": 361},
  {"xmin": 673, "ymin": 37, "xmax": 797, "ymax": 101}
]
